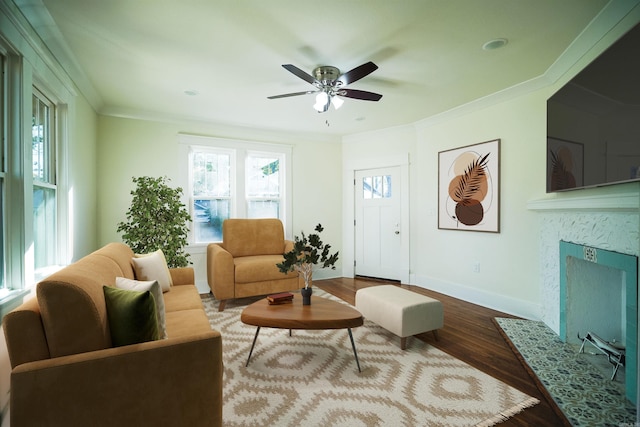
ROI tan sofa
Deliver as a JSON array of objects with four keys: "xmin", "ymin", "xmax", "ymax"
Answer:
[
  {"xmin": 207, "ymin": 218, "xmax": 303, "ymax": 311},
  {"xmin": 2, "ymin": 242, "xmax": 223, "ymax": 427}
]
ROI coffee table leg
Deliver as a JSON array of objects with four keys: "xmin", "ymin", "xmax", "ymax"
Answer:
[
  {"xmin": 246, "ymin": 326, "xmax": 261, "ymax": 367},
  {"xmin": 348, "ymin": 328, "xmax": 361, "ymax": 373}
]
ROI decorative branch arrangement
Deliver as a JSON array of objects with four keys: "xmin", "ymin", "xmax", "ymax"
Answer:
[{"xmin": 276, "ymin": 224, "xmax": 339, "ymax": 289}]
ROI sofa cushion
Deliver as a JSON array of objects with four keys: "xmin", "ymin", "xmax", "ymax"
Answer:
[
  {"xmin": 222, "ymin": 218, "xmax": 286, "ymax": 257},
  {"xmin": 165, "ymin": 309, "xmax": 213, "ymax": 338},
  {"xmin": 115, "ymin": 277, "xmax": 167, "ymax": 339},
  {"xmin": 234, "ymin": 255, "xmax": 297, "ymax": 283},
  {"xmin": 132, "ymin": 249, "xmax": 173, "ymax": 292},
  {"xmin": 163, "ymin": 284, "xmax": 204, "ymax": 312},
  {"xmin": 103, "ymin": 286, "xmax": 160, "ymax": 347}
]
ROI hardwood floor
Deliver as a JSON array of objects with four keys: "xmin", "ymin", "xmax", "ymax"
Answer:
[{"xmin": 315, "ymin": 277, "xmax": 569, "ymax": 427}]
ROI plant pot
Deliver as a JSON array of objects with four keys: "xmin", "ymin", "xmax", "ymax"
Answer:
[{"xmin": 301, "ymin": 287, "xmax": 312, "ymax": 305}]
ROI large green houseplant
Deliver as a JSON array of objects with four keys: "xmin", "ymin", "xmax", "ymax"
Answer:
[
  {"xmin": 276, "ymin": 224, "xmax": 339, "ymax": 304},
  {"xmin": 117, "ymin": 176, "xmax": 192, "ymax": 268}
]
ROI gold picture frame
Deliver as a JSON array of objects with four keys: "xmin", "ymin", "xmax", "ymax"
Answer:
[{"xmin": 438, "ymin": 139, "xmax": 500, "ymax": 233}]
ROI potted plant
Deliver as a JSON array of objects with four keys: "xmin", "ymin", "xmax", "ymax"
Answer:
[
  {"xmin": 117, "ymin": 176, "xmax": 192, "ymax": 268},
  {"xmin": 276, "ymin": 224, "xmax": 339, "ymax": 305}
]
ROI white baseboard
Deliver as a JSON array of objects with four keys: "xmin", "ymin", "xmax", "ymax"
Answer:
[{"xmin": 410, "ymin": 274, "xmax": 542, "ymax": 321}]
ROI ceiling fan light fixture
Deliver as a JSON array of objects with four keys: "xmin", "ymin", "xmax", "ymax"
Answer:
[
  {"xmin": 331, "ymin": 95, "xmax": 344, "ymax": 110},
  {"xmin": 269, "ymin": 62, "xmax": 382, "ymax": 113},
  {"xmin": 313, "ymin": 91, "xmax": 329, "ymax": 112}
]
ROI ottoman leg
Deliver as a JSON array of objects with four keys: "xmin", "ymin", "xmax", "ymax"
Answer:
[{"xmin": 400, "ymin": 337, "xmax": 407, "ymax": 350}]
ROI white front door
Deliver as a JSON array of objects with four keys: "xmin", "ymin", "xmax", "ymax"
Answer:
[{"xmin": 354, "ymin": 166, "xmax": 404, "ymax": 281}]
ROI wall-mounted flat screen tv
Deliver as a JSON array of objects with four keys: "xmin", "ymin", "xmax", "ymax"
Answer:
[{"xmin": 547, "ymin": 22, "xmax": 640, "ymax": 192}]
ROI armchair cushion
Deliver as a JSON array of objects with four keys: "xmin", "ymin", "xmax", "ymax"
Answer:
[
  {"xmin": 234, "ymin": 255, "xmax": 298, "ymax": 283},
  {"xmin": 222, "ymin": 218, "xmax": 286, "ymax": 257}
]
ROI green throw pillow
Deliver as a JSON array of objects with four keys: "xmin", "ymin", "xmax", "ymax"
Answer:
[{"xmin": 103, "ymin": 286, "xmax": 160, "ymax": 347}]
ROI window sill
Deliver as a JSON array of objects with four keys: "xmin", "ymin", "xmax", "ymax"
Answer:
[{"xmin": 0, "ymin": 289, "xmax": 31, "ymax": 323}]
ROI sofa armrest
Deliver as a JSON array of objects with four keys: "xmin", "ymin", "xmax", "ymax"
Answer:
[
  {"xmin": 169, "ymin": 266, "xmax": 195, "ymax": 286},
  {"xmin": 284, "ymin": 239, "xmax": 294, "ymax": 253},
  {"xmin": 207, "ymin": 243, "xmax": 234, "ymax": 301},
  {"xmin": 10, "ymin": 331, "xmax": 223, "ymax": 427}
]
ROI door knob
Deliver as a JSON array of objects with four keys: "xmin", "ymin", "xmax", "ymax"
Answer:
[{"xmin": 395, "ymin": 231, "xmax": 400, "ymax": 235}]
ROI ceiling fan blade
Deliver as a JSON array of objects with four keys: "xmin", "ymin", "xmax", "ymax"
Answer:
[
  {"xmin": 267, "ymin": 90, "xmax": 318, "ymax": 99},
  {"xmin": 336, "ymin": 61, "xmax": 378, "ymax": 86},
  {"xmin": 282, "ymin": 64, "xmax": 318, "ymax": 85},
  {"xmin": 340, "ymin": 89, "xmax": 383, "ymax": 101}
]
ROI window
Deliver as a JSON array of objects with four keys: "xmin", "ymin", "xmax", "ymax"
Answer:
[
  {"xmin": 363, "ymin": 174, "xmax": 392, "ymax": 199},
  {"xmin": 191, "ymin": 148, "xmax": 233, "ymax": 243},
  {"xmin": 32, "ymin": 89, "xmax": 57, "ymax": 273},
  {"xmin": 0, "ymin": 53, "xmax": 5, "ymax": 291},
  {"xmin": 246, "ymin": 152, "xmax": 281, "ymax": 219},
  {"xmin": 181, "ymin": 134, "xmax": 291, "ymax": 244},
  {"xmin": 0, "ymin": 11, "xmax": 71, "ymax": 312}
]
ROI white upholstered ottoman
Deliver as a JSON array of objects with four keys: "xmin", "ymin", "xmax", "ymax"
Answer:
[{"xmin": 355, "ymin": 285, "xmax": 443, "ymax": 350}]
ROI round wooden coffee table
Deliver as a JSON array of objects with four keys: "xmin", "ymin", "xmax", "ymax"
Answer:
[{"xmin": 240, "ymin": 295, "xmax": 364, "ymax": 372}]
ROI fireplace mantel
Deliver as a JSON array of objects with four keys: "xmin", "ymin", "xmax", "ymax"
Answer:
[{"xmin": 527, "ymin": 191, "xmax": 639, "ymax": 212}]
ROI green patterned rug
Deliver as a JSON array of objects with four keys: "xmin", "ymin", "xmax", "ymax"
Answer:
[
  {"xmin": 495, "ymin": 318, "xmax": 636, "ymax": 426},
  {"xmin": 202, "ymin": 290, "xmax": 540, "ymax": 426}
]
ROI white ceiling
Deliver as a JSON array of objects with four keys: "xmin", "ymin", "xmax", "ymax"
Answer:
[{"xmin": 14, "ymin": 0, "xmax": 620, "ymax": 138}]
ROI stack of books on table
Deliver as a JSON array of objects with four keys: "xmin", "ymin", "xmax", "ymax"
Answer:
[{"xmin": 267, "ymin": 292, "xmax": 294, "ymax": 305}]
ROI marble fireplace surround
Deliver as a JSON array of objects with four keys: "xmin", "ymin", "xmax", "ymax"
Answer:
[{"xmin": 528, "ymin": 188, "xmax": 640, "ymax": 403}]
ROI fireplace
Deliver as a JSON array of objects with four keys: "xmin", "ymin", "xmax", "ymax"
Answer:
[
  {"xmin": 559, "ymin": 240, "xmax": 638, "ymax": 403},
  {"xmin": 528, "ymin": 188, "xmax": 640, "ymax": 409}
]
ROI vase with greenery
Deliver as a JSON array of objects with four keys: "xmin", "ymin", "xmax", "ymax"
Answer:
[
  {"xmin": 276, "ymin": 224, "xmax": 339, "ymax": 305},
  {"xmin": 117, "ymin": 176, "xmax": 192, "ymax": 268}
]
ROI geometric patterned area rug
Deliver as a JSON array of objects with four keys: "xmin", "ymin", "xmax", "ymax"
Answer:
[
  {"xmin": 495, "ymin": 318, "xmax": 636, "ymax": 426},
  {"xmin": 202, "ymin": 290, "xmax": 539, "ymax": 426}
]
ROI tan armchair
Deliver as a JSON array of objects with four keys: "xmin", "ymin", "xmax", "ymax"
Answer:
[{"xmin": 207, "ymin": 218, "xmax": 303, "ymax": 311}]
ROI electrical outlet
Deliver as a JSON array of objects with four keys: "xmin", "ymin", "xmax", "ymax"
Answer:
[{"xmin": 473, "ymin": 262, "xmax": 480, "ymax": 273}]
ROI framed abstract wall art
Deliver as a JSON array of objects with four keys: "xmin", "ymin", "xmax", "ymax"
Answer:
[{"xmin": 438, "ymin": 139, "xmax": 500, "ymax": 233}]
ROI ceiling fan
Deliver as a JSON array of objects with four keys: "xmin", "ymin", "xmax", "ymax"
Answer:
[{"xmin": 267, "ymin": 61, "xmax": 383, "ymax": 113}]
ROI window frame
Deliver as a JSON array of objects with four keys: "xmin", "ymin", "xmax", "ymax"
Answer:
[
  {"xmin": 0, "ymin": 6, "xmax": 72, "ymax": 314},
  {"xmin": 32, "ymin": 86, "xmax": 58, "ymax": 275},
  {"xmin": 0, "ymin": 51, "xmax": 6, "ymax": 292},
  {"xmin": 179, "ymin": 134, "xmax": 292, "ymax": 246}
]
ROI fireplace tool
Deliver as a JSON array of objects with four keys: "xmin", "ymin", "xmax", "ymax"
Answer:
[{"xmin": 578, "ymin": 331, "xmax": 625, "ymax": 381}]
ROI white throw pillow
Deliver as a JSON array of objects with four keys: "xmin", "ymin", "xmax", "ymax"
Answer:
[
  {"xmin": 115, "ymin": 277, "xmax": 168, "ymax": 339},
  {"xmin": 131, "ymin": 249, "xmax": 173, "ymax": 292}
]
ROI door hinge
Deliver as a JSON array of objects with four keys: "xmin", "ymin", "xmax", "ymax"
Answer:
[{"xmin": 354, "ymin": 260, "xmax": 356, "ymax": 267}]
